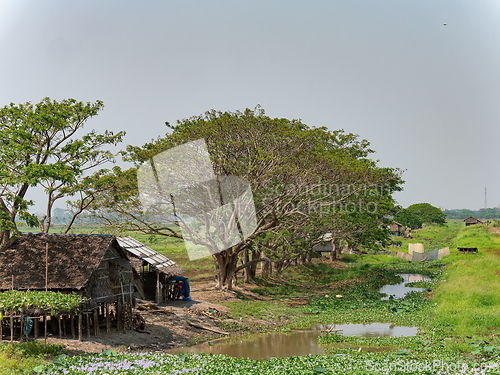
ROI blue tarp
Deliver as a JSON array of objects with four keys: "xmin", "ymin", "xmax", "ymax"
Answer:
[
  {"xmin": 172, "ymin": 276, "xmax": 191, "ymax": 301},
  {"xmin": 411, "ymin": 248, "xmax": 439, "ymax": 262}
]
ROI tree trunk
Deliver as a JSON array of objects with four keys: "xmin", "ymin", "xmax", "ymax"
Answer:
[
  {"xmin": 335, "ymin": 241, "xmax": 342, "ymax": 257},
  {"xmin": 260, "ymin": 250, "xmax": 270, "ymax": 278},
  {"xmin": 242, "ymin": 249, "xmax": 250, "ymax": 283},
  {"xmin": 213, "ymin": 250, "xmax": 239, "ymax": 290},
  {"xmin": 305, "ymin": 251, "xmax": 312, "ymax": 263},
  {"xmin": 298, "ymin": 253, "xmax": 306, "ymax": 265},
  {"xmin": 249, "ymin": 249, "xmax": 257, "ymax": 280},
  {"xmin": 330, "ymin": 239, "xmax": 336, "ymax": 261}
]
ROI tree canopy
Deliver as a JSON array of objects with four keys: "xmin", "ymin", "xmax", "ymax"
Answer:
[
  {"xmin": 395, "ymin": 203, "xmax": 446, "ymax": 229},
  {"xmin": 85, "ymin": 106, "xmax": 403, "ymax": 289},
  {"xmin": 0, "ymin": 97, "xmax": 123, "ymax": 250}
]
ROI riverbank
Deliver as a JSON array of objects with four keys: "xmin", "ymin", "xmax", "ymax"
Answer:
[{"xmin": 7, "ymin": 222, "xmax": 500, "ymax": 374}]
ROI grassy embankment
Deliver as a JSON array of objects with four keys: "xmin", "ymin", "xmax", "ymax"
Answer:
[{"xmin": 11, "ymin": 221, "xmax": 500, "ymax": 373}]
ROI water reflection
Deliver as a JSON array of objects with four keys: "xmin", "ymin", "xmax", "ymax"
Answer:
[
  {"xmin": 167, "ymin": 323, "xmax": 417, "ymax": 359},
  {"xmin": 168, "ymin": 330, "xmax": 325, "ymax": 359},
  {"xmin": 315, "ymin": 322, "xmax": 418, "ymax": 337},
  {"xmin": 378, "ymin": 273, "xmax": 431, "ymax": 300}
]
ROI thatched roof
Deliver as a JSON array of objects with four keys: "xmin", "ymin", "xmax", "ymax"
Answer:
[
  {"xmin": 0, "ymin": 233, "xmax": 125, "ymax": 291},
  {"xmin": 117, "ymin": 236, "xmax": 184, "ymax": 277},
  {"xmin": 464, "ymin": 216, "xmax": 484, "ymax": 224}
]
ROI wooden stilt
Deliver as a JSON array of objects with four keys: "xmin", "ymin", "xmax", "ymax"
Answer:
[
  {"xmin": 10, "ymin": 276, "xmax": 14, "ymax": 344},
  {"xmin": 70, "ymin": 314, "xmax": 75, "ymax": 339},
  {"xmin": 86, "ymin": 313, "xmax": 90, "ymax": 338},
  {"xmin": 105, "ymin": 304, "xmax": 110, "ymax": 333},
  {"xmin": 44, "ymin": 315, "xmax": 47, "ymax": 348},
  {"xmin": 20, "ymin": 312, "xmax": 23, "ymax": 341},
  {"xmin": 62, "ymin": 315, "xmax": 66, "ymax": 337},
  {"xmin": 0, "ymin": 315, "xmax": 3, "ymax": 341},
  {"xmin": 58, "ymin": 315, "xmax": 62, "ymax": 339},
  {"xmin": 155, "ymin": 271, "xmax": 160, "ymax": 304},
  {"xmin": 34, "ymin": 317, "xmax": 39, "ymax": 339},
  {"xmin": 117, "ymin": 303, "xmax": 123, "ymax": 330},
  {"xmin": 93, "ymin": 309, "xmax": 99, "ymax": 336},
  {"xmin": 78, "ymin": 315, "xmax": 82, "ymax": 341},
  {"xmin": 10, "ymin": 311, "xmax": 13, "ymax": 343}
]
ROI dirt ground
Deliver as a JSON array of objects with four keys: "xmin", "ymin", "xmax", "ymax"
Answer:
[
  {"xmin": 41, "ymin": 281, "xmax": 269, "ymax": 355},
  {"xmin": 41, "ymin": 258, "xmax": 344, "ymax": 354}
]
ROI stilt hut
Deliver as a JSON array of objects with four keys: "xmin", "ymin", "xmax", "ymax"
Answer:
[
  {"xmin": 464, "ymin": 217, "xmax": 485, "ymax": 226},
  {"xmin": 117, "ymin": 236, "xmax": 185, "ymax": 304},
  {"xmin": 0, "ymin": 233, "xmax": 135, "ymax": 340}
]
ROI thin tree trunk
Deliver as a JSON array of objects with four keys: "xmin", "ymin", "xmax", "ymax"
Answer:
[
  {"xmin": 242, "ymin": 249, "xmax": 250, "ymax": 283},
  {"xmin": 261, "ymin": 250, "xmax": 270, "ymax": 278},
  {"xmin": 249, "ymin": 249, "xmax": 257, "ymax": 280},
  {"xmin": 330, "ymin": 239, "xmax": 336, "ymax": 261},
  {"xmin": 299, "ymin": 253, "xmax": 306, "ymax": 265}
]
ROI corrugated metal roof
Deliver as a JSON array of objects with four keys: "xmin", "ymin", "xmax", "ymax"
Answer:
[{"xmin": 116, "ymin": 236, "xmax": 183, "ymax": 274}]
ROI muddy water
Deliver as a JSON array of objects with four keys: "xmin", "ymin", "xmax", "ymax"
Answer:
[
  {"xmin": 167, "ymin": 323, "xmax": 417, "ymax": 359},
  {"xmin": 378, "ymin": 273, "xmax": 431, "ymax": 299},
  {"xmin": 169, "ymin": 330, "xmax": 326, "ymax": 359},
  {"xmin": 168, "ymin": 274, "xmax": 427, "ymax": 359}
]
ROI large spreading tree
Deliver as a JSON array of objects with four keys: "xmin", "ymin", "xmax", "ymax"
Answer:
[
  {"xmin": 0, "ymin": 97, "xmax": 123, "ymax": 250},
  {"xmin": 85, "ymin": 106, "xmax": 403, "ymax": 289}
]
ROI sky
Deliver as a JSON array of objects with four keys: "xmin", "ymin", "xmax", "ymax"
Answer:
[{"xmin": 1, "ymin": 0, "xmax": 500, "ymax": 212}]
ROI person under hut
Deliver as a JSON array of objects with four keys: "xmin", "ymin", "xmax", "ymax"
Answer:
[{"xmin": 133, "ymin": 312, "xmax": 150, "ymax": 334}]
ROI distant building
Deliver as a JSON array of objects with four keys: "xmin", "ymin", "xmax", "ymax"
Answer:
[
  {"xmin": 463, "ymin": 216, "xmax": 485, "ymax": 226},
  {"xmin": 389, "ymin": 221, "xmax": 403, "ymax": 236}
]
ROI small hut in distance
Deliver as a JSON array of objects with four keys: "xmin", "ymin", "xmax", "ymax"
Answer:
[
  {"xmin": 464, "ymin": 217, "xmax": 486, "ymax": 226},
  {"xmin": 389, "ymin": 221, "xmax": 403, "ymax": 236}
]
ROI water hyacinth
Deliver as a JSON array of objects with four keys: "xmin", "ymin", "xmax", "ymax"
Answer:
[{"xmin": 41, "ymin": 351, "xmax": 500, "ymax": 375}]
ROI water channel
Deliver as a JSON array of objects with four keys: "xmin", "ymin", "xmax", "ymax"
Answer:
[
  {"xmin": 378, "ymin": 273, "xmax": 431, "ymax": 299},
  {"xmin": 168, "ymin": 273, "xmax": 429, "ymax": 359}
]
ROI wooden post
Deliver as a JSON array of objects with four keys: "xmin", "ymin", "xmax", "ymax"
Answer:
[
  {"xmin": 58, "ymin": 315, "xmax": 62, "ymax": 339},
  {"xmin": 70, "ymin": 314, "xmax": 75, "ymax": 339},
  {"xmin": 44, "ymin": 315, "xmax": 47, "ymax": 348},
  {"xmin": 105, "ymin": 304, "xmax": 110, "ymax": 333},
  {"xmin": 0, "ymin": 314, "xmax": 3, "ymax": 341},
  {"xmin": 10, "ymin": 275, "xmax": 13, "ymax": 343},
  {"xmin": 78, "ymin": 315, "xmax": 82, "ymax": 341},
  {"xmin": 10, "ymin": 312, "xmax": 13, "ymax": 343},
  {"xmin": 117, "ymin": 303, "xmax": 123, "ymax": 330},
  {"xmin": 34, "ymin": 317, "xmax": 39, "ymax": 339},
  {"xmin": 86, "ymin": 313, "xmax": 90, "ymax": 338},
  {"xmin": 93, "ymin": 309, "xmax": 99, "ymax": 336},
  {"xmin": 155, "ymin": 271, "xmax": 160, "ymax": 304},
  {"xmin": 20, "ymin": 311, "xmax": 23, "ymax": 341}
]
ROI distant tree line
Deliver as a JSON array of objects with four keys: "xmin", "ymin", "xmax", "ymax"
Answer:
[{"xmin": 443, "ymin": 208, "xmax": 500, "ymax": 220}]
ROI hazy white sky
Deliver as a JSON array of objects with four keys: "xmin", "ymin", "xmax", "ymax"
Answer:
[{"xmin": 1, "ymin": 0, "xmax": 500, "ymax": 212}]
